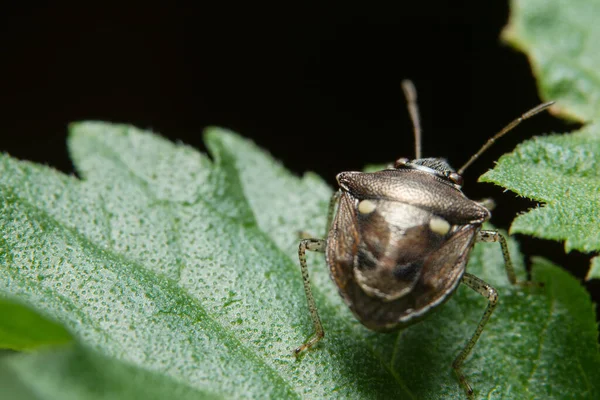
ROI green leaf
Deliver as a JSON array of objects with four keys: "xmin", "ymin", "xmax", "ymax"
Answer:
[
  {"xmin": 503, "ymin": 0, "xmax": 600, "ymax": 122},
  {"xmin": 0, "ymin": 299, "xmax": 71, "ymax": 351},
  {"xmin": 480, "ymin": 0, "xmax": 600, "ymax": 278},
  {"xmin": 1, "ymin": 122, "xmax": 599, "ymax": 399},
  {"xmin": 1, "ymin": 345, "xmax": 223, "ymax": 400},
  {"xmin": 480, "ymin": 127, "xmax": 600, "ymax": 279},
  {"xmin": 588, "ymin": 257, "xmax": 600, "ymax": 281},
  {"xmin": 363, "ymin": 163, "xmax": 390, "ymax": 173}
]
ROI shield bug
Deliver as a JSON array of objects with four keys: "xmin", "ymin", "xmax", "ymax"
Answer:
[{"xmin": 295, "ymin": 80, "xmax": 553, "ymax": 396}]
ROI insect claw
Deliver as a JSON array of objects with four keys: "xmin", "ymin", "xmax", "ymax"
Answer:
[
  {"xmin": 293, "ymin": 343, "xmax": 311, "ymax": 358},
  {"xmin": 453, "ymin": 365, "xmax": 474, "ymax": 397}
]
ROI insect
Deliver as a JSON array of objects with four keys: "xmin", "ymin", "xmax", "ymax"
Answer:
[{"xmin": 295, "ymin": 80, "xmax": 553, "ymax": 396}]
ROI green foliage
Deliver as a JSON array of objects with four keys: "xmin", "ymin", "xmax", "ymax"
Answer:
[
  {"xmin": 480, "ymin": 127, "xmax": 600, "ymax": 279},
  {"xmin": 0, "ymin": 299, "xmax": 71, "ymax": 351},
  {"xmin": 0, "ymin": 122, "xmax": 598, "ymax": 399},
  {"xmin": 481, "ymin": 0, "xmax": 600, "ymax": 278},
  {"xmin": 0, "ymin": 345, "xmax": 223, "ymax": 400},
  {"xmin": 504, "ymin": 0, "xmax": 600, "ymax": 122}
]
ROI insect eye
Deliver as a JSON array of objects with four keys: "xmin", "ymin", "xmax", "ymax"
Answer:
[
  {"xmin": 394, "ymin": 157, "xmax": 410, "ymax": 168},
  {"xmin": 449, "ymin": 172, "xmax": 463, "ymax": 186}
]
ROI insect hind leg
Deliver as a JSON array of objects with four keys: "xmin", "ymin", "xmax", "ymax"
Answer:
[
  {"xmin": 295, "ymin": 238, "xmax": 327, "ymax": 356},
  {"xmin": 453, "ymin": 272, "xmax": 498, "ymax": 396}
]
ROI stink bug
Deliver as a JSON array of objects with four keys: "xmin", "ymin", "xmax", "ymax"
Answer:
[{"xmin": 295, "ymin": 80, "xmax": 553, "ymax": 396}]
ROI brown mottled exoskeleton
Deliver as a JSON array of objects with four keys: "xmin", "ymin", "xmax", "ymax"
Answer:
[{"xmin": 295, "ymin": 80, "xmax": 553, "ymax": 396}]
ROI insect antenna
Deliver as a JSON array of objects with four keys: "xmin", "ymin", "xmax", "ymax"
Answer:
[
  {"xmin": 457, "ymin": 101, "xmax": 555, "ymax": 175},
  {"xmin": 401, "ymin": 79, "xmax": 422, "ymax": 159}
]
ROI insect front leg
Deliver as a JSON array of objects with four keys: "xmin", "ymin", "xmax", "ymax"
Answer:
[
  {"xmin": 477, "ymin": 230, "xmax": 517, "ymax": 285},
  {"xmin": 295, "ymin": 238, "xmax": 327, "ymax": 356},
  {"xmin": 453, "ymin": 272, "xmax": 498, "ymax": 397}
]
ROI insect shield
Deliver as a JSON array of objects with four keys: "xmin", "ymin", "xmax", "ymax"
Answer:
[{"xmin": 295, "ymin": 80, "xmax": 553, "ymax": 397}]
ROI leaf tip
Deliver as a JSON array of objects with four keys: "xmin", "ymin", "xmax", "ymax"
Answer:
[
  {"xmin": 67, "ymin": 120, "xmax": 116, "ymax": 141},
  {"xmin": 202, "ymin": 125, "xmax": 238, "ymax": 146},
  {"xmin": 500, "ymin": 19, "xmax": 519, "ymax": 49},
  {"xmin": 585, "ymin": 256, "xmax": 600, "ymax": 281}
]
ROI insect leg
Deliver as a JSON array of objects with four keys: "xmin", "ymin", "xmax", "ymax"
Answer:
[
  {"xmin": 295, "ymin": 238, "xmax": 327, "ymax": 355},
  {"xmin": 325, "ymin": 190, "xmax": 341, "ymax": 236},
  {"xmin": 477, "ymin": 230, "xmax": 517, "ymax": 285},
  {"xmin": 453, "ymin": 272, "xmax": 498, "ymax": 396}
]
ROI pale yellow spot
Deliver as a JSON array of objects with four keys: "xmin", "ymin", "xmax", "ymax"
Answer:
[
  {"xmin": 358, "ymin": 199, "xmax": 377, "ymax": 214},
  {"xmin": 429, "ymin": 216, "xmax": 450, "ymax": 235}
]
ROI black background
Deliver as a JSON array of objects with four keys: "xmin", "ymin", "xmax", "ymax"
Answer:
[{"xmin": 1, "ymin": 3, "xmax": 598, "ymax": 314}]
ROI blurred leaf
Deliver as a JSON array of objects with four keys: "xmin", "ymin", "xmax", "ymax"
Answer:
[
  {"xmin": 0, "ymin": 299, "xmax": 71, "ymax": 351},
  {"xmin": 588, "ymin": 257, "xmax": 600, "ymax": 281},
  {"xmin": 503, "ymin": 0, "xmax": 600, "ymax": 122},
  {"xmin": 1, "ymin": 345, "xmax": 222, "ymax": 400}
]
